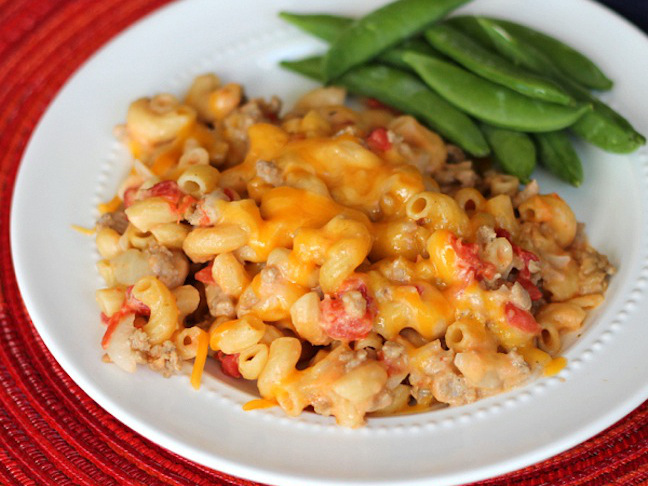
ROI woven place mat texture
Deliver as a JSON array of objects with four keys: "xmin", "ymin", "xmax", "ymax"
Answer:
[{"xmin": 0, "ymin": 0, "xmax": 646, "ymax": 485}]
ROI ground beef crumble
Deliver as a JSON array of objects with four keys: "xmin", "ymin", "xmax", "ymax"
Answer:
[
  {"xmin": 129, "ymin": 329, "xmax": 180, "ymax": 377},
  {"xmin": 96, "ymin": 210, "xmax": 129, "ymax": 234}
]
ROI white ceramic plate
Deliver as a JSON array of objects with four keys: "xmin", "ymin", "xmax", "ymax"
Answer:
[{"xmin": 10, "ymin": 0, "xmax": 648, "ymax": 485}]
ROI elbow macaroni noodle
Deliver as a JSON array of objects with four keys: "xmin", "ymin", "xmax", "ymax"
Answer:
[{"xmin": 93, "ymin": 75, "xmax": 615, "ymax": 427}]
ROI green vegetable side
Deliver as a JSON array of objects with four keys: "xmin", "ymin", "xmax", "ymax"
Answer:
[
  {"xmin": 279, "ymin": 2, "xmax": 645, "ymax": 186},
  {"xmin": 321, "ymin": 0, "xmax": 471, "ymax": 81},
  {"xmin": 402, "ymin": 52, "xmax": 591, "ymax": 132}
]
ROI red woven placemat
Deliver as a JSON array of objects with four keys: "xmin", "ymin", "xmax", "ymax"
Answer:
[{"xmin": 0, "ymin": 1, "xmax": 646, "ymax": 484}]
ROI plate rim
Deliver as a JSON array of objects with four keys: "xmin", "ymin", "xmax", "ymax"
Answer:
[{"xmin": 9, "ymin": 0, "xmax": 648, "ymax": 485}]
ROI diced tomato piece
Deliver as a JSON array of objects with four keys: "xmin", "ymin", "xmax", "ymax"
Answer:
[
  {"xmin": 515, "ymin": 247, "xmax": 540, "ymax": 276},
  {"xmin": 101, "ymin": 316, "xmax": 122, "ymax": 349},
  {"xmin": 143, "ymin": 180, "xmax": 184, "ymax": 205},
  {"xmin": 101, "ymin": 309, "xmax": 131, "ymax": 349},
  {"xmin": 100, "ymin": 287, "xmax": 150, "ymax": 348},
  {"xmin": 453, "ymin": 238, "xmax": 480, "ymax": 271},
  {"xmin": 365, "ymin": 98, "xmax": 387, "ymax": 109},
  {"xmin": 366, "ymin": 128, "xmax": 392, "ymax": 152},
  {"xmin": 513, "ymin": 245, "xmax": 542, "ymax": 301},
  {"xmin": 177, "ymin": 194, "xmax": 198, "ymax": 215},
  {"xmin": 517, "ymin": 277, "xmax": 543, "ymax": 301},
  {"xmin": 494, "ymin": 228, "xmax": 511, "ymax": 240},
  {"xmin": 320, "ymin": 297, "xmax": 373, "ymax": 341},
  {"xmin": 124, "ymin": 285, "xmax": 150, "ymax": 316},
  {"xmin": 217, "ymin": 351, "xmax": 241, "ymax": 378},
  {"xmin": 139, "ymin": 181, "xmax": 200, "ymax": 220},
  {"xmin": 319, "ymin": 277, "xmax": 376, "ymax": 341},
  {"xmin": 504, "ymin": 302, "xmax": 540, "ymax": 334},
  {"xmin": 123, "ymin": 185, "xmax": 140, "ymax": 209},
  {"xmin": 194, "ymin": 263, "xmax": 215, "ymax": 285},
  {"xmin": 197, "ymin": 207, "xmax": 213, "ymax": 227},
  {"xmin": 190, "ymin": 199, "xmax": 214, "ymax": 227},
  {"xmin": 451, "ymin": 235, "xmax": 497, "ymax": 282}
]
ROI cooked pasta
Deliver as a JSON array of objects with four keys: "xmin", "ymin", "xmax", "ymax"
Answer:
[{"xmin": 93, "ymin": 75, "xmax": 615, "ymax": 427}]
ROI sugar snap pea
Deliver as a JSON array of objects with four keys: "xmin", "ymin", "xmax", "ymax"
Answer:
[
  {"xmin": 279, "ymin": 11, "xmax": 440, "ymax": 72},
  {"xmin": 376, "ymin": 39, "xmax": 442, "ymax": 71},
  {"xmin": 451, "ymin": 16, "xmax": 613, "ymax": 91},
  {"xmin": 481, "ymin": 124, "xmax": 536, "ymax": 183},
  {"xmin": 534, "ymin": 131, "xmax": 584, "ymax": 187},
  {"xmin": 279, "ymin": 13, "xmax": 352, "ymax": 43},
  {"xmin": 424, "ymin": 23, "xmax": 573, "ymax": 105},
  {"xmin": 466, "ymin": 18, "xmax": 645, "ymax": 153},
  {"xmin": 473, "ymin": 18, "xmax": 563, "ymax": 76},
  {"xmin": 281, "ymin": 57, "xmax": 490, "ymax": 156},
  {"xmin": 565, "ymin": 80, "xmax": 646, "ymax": 154},
  {"xmin": 322, "ymin": 0, "xmax": 470, "ymax": 82},
  {"xmin": 403, "ymin": 52, "xmax": 591, "ymax": 132},
  {"xmin": 280, "ymin": 56, "xmax": 325, "ymax": 82},
  {"xmin": 446, "ymin": 16, "xmax": 497, "ymax": 50},
  {"xmin": 493, "ymin": 18, "xmax": 613, "ymax": 91}
]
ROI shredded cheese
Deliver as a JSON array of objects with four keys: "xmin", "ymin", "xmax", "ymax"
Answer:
[
  {"xmin": 543, "ymin": 356, "xmax": 567, "ymax": 377},
  {"xmin": 242, "ymin": 398, "xmax": 277, "ymax": 411},
  {"xmin": 518, "ymin": 346, "xmax": 552, "ymax": 368},
  {"xmin": 71, "ymin": 224, "xmax": 96, "ymax": 235},
  {"xmin": 98, "ymin": 195, "xmax": 122, "ymax": 214},
  {"xmin": 190, "ymin": 329, "xmax": 209, "ymax": 390}
]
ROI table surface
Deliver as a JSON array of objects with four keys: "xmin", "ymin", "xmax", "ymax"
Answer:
[{"xmin": 0, "ymin": 1, "xmax": 646, "ymax": 485}]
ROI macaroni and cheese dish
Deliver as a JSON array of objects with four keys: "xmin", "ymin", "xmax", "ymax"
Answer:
[{"xmin": 94, "ymin": 74, "xmax": 614, "ymax": 427}]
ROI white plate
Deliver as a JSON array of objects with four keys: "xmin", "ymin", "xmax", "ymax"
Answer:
[{"xmin": 10, "ymin": 0, "xmax": 648, "ymax": 485}]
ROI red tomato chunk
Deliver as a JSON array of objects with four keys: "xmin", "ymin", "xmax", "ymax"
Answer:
[
  {"xmin": 504, "ymin": 302, "xmax": 540, "ymax": 334},
  {"xmin": 366, "ymin": 128, "xmax": 392, "ymax": 152},
  {"xmin": 451, "ymin": 235, "xmax": 497, "ymax": 282},
  {"xmin": 319, "ymin": 277, "xmax": 376, "ymax": 341},
  {"xmin": 194, "ymin": 263, "xmax": 215, "ymax": 285},
  {"xmin": 217, "ymin": 351, "xmax": 241, "ymax": 378},
  {"xmin": 101, "ymin": 286, "xmax": 150, "ymax": 348},
  {"xmin": 496, "ymin": 228, "xmax": 543, "ymax": 300}
]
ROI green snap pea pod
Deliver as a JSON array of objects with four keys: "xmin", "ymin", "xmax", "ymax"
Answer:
[
  {"xmin": 451, "ymin": 16, "xmax": 613, "ymax": 91},
  {"xmin": 473, "ymin": 17, "xmax": 563, "ymax": 76},
  {"xmin": 280, "ymin": 56, "xmax": 325, "ymax": 81},
  {"xmin": 534, "ymin": 131, "xmax": 584, "ymax": 187},
  {"xmin": 278, "ymin": 13, "xmax": 352, "ymax": 43},
  {"xmin": 376, "ymin": 39, "xmax": 442, "ymax": 71},
  {"xmin": 279, "ymin": 12, "xmax": 440, "ymax": 72},
  {"xmin": 470, "ymin": 18, "xmax": 645, "ymax": 152},
  {"xmin": 424, "ymin": 23, "xmax": 573, "ymax": 105},
  {"xmin": 280, "ymin": 57, "xmax": 490, "ymax": 156},
  {"xmin": 403, "ymin": 52, "xmax": 591, "ymax": 132},
  {"xmin": 446, "ymin": 16, "xmax": 497, "ymax": 50},
  {"xmin": 565, "ymin": 79, "xmax": 646, "ymax": 154},
  {"xmin": 322, "ymin": 0, "xmax": 470, "ymax": 82},
  {"xmin": 480, "ymin": 124, "xmax": 536, "ymax": 183},
  {"xmin": 493, "ymin": 18, "xmax": 613, "ymax": 91}
]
